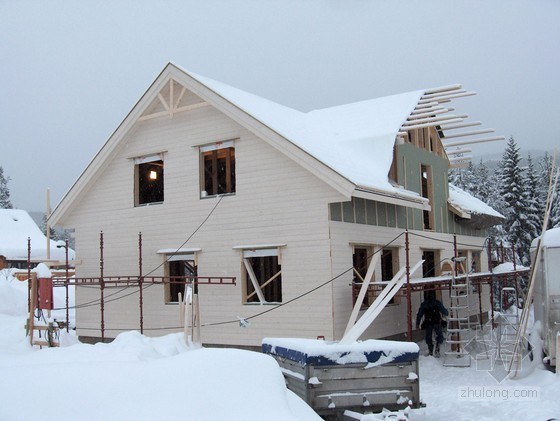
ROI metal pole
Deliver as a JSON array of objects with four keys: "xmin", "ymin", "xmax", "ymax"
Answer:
[
  {"xmin": 65, "ymin": 239, "xmax": 69, "ymax": 332},
  {"xmin": 139, "ymin": 232, "xmax": 143, "ymax": 334},
  {"xmin": 405, "ymin": 229, "xmax": 412, "ymax": 341},
  {"xmin": 100, "ymin": 231, "xmax": 105, "ymax": 342}
]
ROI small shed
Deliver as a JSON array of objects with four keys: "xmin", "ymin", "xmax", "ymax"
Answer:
[{"xmin": 262, "ymin": 338, "xmax": 420, "ymax": 418}]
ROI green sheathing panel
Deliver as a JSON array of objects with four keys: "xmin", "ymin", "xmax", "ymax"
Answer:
[
  {"xmin": 326, "ymin": 144, "xmax": 489, "ymax": 238},
  {"xmin": 330, "ymin": 202, "xmax": 342, "ymax": 222},
  {"xmin": 355, "ymin": 198, "xmax": 366, "ymax": 224},
  {"xmin": 396, "ymin": 143, "xmax": 448, "ymax": 233}
]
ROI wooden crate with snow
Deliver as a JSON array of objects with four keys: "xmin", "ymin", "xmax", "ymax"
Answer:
[{"xmin": 262, "ymin": 338, "xmax": 420, "ymax": 417}]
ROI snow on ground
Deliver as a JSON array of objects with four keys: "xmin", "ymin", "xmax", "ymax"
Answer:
[
  {"xmin": 0, "ymin": 270, "xmax": 319, "ymax": 421},
  {"xmin": 1, "ymin": 267, "xmax": 560, "ymax": 420}
]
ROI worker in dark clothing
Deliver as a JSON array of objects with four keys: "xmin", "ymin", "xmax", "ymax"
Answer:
[{"xmin": 416, "ymin": 291, "xmax": 448, "ymax": 356}]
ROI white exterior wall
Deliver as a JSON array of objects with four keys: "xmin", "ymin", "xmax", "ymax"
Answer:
[
  {"xmin": 328, "ymin": 222, "xmax": 491, "ymax": 340},
  {"xmin": 64, "ymin": 103, "xmax": 345, "ymax": 346}
]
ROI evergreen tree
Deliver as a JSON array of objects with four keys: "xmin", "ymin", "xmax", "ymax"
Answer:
[
  {"xmin": 0, "ymin": 166, "xmax": 13, "ymax": 209},
  {"xmin": 523, "ymin": 154, "xmax": 542, "ymax": 241},
  {"xmin": 498, "ymin": 137, "xmax": 532, "ymax": 264},
  {"xmin": 41, "ymin": 213, "xmax": 57, "ymax": 240},
  {"xmin": 538, "ymin": 153, "xmax": 555, "ymax": 228}
]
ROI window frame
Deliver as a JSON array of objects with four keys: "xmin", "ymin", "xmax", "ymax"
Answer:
[
  {"xmin": 199, "ymin": 140, "xmax": 236, "ymax": 198},
  {"xmin": 133, "ymin": 153, "xmax": 165, "ymax": 207},
  {"xmin": 234, "ymin": 244, "xmax": 285, "ymax": 305}
]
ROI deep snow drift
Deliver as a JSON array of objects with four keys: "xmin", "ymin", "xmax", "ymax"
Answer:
[{"xmin": 1, "ymin": 267, "xmax": 559, "ymax": 420}]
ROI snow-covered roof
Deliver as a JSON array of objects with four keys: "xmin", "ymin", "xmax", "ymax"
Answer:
[
  {"xmin": 186, "ymin": 67, "xmax": 424, "ymax": 200},
  {"xmin": 532, "ymin": 227, "xmax": 560, "ymax": 248},
  {"xmin": 448, "ymin": 184, "xmax": 504, "ymax": 219},
  {"xmin": 0, "ymin": 209, "xmax": 74, "ymax": 262}
]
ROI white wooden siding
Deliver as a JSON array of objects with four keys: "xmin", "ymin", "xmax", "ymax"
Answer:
[
  {"xmin": 328, "ymin": 221, "xmax": 490, "ymax": 340},
  {"xmin": 65, "ymin": 102, "xmax": 345, "ymax": 346}
]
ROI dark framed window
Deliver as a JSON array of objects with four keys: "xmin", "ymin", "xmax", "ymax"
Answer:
[
  {"xmin": 244, "ymin": 255, "xmax": 282, "ymax": 303},
  {"xmin": 200, "ymin": 143, "xmax": 236, "ymax": 197},
  {"xmin": 165, "ymin": 259, "xmax": 197, "ymax": 303},
  {"xmin": 421, "ymin": 164, "xmax": 433, "ymax": 230},
  {"xmin": 135, "ymin": 160, "xmax": 164, "ymax": 206}
]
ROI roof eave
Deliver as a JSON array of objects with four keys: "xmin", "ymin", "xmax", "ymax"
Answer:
[{"xmin": 353, "ymin": 186, "xmax": 430, "ymax": 210}]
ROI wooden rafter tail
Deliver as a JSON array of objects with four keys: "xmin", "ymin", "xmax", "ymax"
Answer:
[
  {"xmin": 449, "ymin": 154, "xmax": 473, "ymax": 162},
  {"xmin": 449, "ymin": 161, "xmax": 471, "ymax": 169},
  {"xmin": 413, "ymin": 101, "xmax": 439, "ymax": 110},
  {"xmin": 402, "ymin": 114, "xmax": 467, "ymax": 127},
  {"xmin": 439, "ymin": 121, "xmax": 482, "ymax": 131},
  {"xmin": 445, "ymin": 148, "xmax": 472, "ymax": 156},
  {"xmin": 421, "ymin": 89, "xmax": 466, "ymax": 100},
  {"xmin": 410, "ymin": 105, "xmax": 446, "ymax": 115},
  {"xmin": 401, "ymin": 118, "xmax": 464, "ymax": 132},
  {"xmin": 418, "ymin": 91, "xmax": 476, "ymax": 104},
  {"xmin": 423, "ymin": 84, "xmax": 463, "ymax": 95},
  {"xmin": 442, "ymin": 129, "xmax": 495, "ymax": 139},
  {"xmin": 442, "ymin": 136, "xmax": 505, "ymax": 148},
  {"xmin": 407, "ymin": 108, "xmax": 452, "ymax": 120}
]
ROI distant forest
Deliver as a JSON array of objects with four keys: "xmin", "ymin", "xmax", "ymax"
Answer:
[{"xmin": 450, "ymin": 137, "xmax": 559, "ymax": 264}]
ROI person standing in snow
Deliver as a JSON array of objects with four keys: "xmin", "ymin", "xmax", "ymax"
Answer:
[{"xmin": 416, "ymin": 290, "xmax": 448, "ymax": 356}]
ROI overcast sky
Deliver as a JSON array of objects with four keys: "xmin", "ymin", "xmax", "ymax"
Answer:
[{"xmin": 1, "ymin": 0, "xmax": 559, "ymax": 212}]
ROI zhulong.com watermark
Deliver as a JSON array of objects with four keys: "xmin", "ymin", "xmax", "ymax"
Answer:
[{"xmin": 458, "ymin": 386, "xmax": 540, "ymax": 401}]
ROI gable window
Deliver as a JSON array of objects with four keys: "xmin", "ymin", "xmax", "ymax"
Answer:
[
  {"xmin": 236, "ymin": 246, "xmax": 283, "ymax": 304},
  {"xmin": 200, "ymin": 141, "xmax": 236, "ymax": 197},
  {"xmin": 421, "ymin": 164, "xmax": 433, "ymax": 230},
  {"xmin": 134, "ymin": 154, "xmax": 164, "ymax": 206}
]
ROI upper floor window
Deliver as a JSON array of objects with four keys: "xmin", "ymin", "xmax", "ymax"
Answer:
[
  {"xmin": 421, "ymin": 164, "xmax": 433, "ymax": 230},
  {"xmin": 200, "ymin": 141, "xmax": 236, "ymax": 197},
  {"xmin": 134, "ymin": 153, "xmax": 164, "ymax": 206}
]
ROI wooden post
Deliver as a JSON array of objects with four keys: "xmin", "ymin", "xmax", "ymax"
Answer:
[
  {"xmin": 138, "ymin": 232, "xmax": 144, "ymax": 334},
  {"xmin": 27, "ymin": 237, "xmax": 31, "ymax": 313},
  {"xmin": 29, "ymin": 273, "xmax": 38, "ymax": 345},
  {"xmin": 405, "ymin": 230, "xmax": 412, "ymax": 341},
  {"xmin": 477, "ymin": 280, "xmax": 483, "ymax": 328},
  {"xmin": 100, "ymin": 231, "xmax": 105, "ymax": 342},
  {"xmin": 65, "ymin": 239, "xmax": 69, "ymax": 332},
  {"xmin": 46, "ymin": 188, "xmax": 51, "ymax": 260}
]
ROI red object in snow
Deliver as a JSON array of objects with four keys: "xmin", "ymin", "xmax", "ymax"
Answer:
[{"xmin": 38, "ymin": 277, "xmax": 54, "ymax": 310}]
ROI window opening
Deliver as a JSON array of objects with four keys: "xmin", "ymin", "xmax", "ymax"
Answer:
[
  {"xmin": 136, "ymin": 160, "xmax": 164, "ymax": 205},
  {"xmin": 244, "ymin": 253, "xmax": 282, "ymax": 303},
  {"xmin": 421, "ymin": 164, "xmax": 433, "ymax": 230},
  {"xmin": 201, "ymin": 144, "xmax": 235, "ymax": 197},
  {"xmin": 166, "ymin": 259, "xmax": 197, "ymax": 303}
]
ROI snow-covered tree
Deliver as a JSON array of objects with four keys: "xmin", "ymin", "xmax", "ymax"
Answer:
[
  {"xmin": 0, "ymin": 166, "xmax": 13, "ymax": 209},
  {"xmin": 498, "ymin": 137, "xmax": 532, "ymax": 264},
  {"xmin": 523, "ymin": 154, "xmax": 542, "ymax": 241}
]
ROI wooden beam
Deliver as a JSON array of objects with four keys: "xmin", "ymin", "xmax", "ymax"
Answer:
[
  {"xmin": 402, "ymin": 118, "xmax": 464, "ymax": 131},
  {"xmin": 413, "ymin": 101, "xmax": 439, "ymax": 110},
  {"xmin": 407, "ymin": 108, "xmax": 452, "ymax": 120},
  {"xmin": 243, "ymin": 258, "xmax": 266, "ymax": 303},
  {"xmin": 246, "ymin": 271, "xmax": 281, "ymax": 301},
  {"xmin": 169, "ymin": 80, "xmax": 174, "ymax": 118},
  {"xmin": 421, "ymin": 89, "xmax": 465, "ymax": 100},
  {"xmin": 450, "ymin": 162, "xmax": 471, "ymax": 169},
  {"xmin": 402, "ymin": 114, "xmax": 467, "ymax": 126},
  {"xmin": 449, "ymin": 154, "xmax": 473, "ymax": 162},
  {"xmin": 423, "ymin": 84, "xmax": 462, "ymax": 95},
  {"xmin": 445, "ymin": 148, "xmax": 472, "ymax": 156},
  {"xmin": 138, "ymin": 102, "xmax": 209, "ymax": 122},
  {"xmin": 157, "ymin": 93, "xmax": 170, "ymax": 111},
  {"xmin": 418, "ymin": 91, "xmax": 476, "ymax": 104},
  {"xmin": 443, "ymin": 136, "xmax": 505, "ymax": 148},
  {"xmin": 344, "ymin": 251, "xmax": 381, "ymax": 337},
  {"xmin": 174, "ymin": 87, "xmax": 187, "ymax": 110},
  {"xmin": 442, "ymin": 129, "xmax": 494, "ymax": 139},
  {"xmin": 440, "ymin": 121, "xmax": 482, "ymax": 130},
  {"xmin": 411, "ymin": 105, "xmax": 445, "ymax": 114}
]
